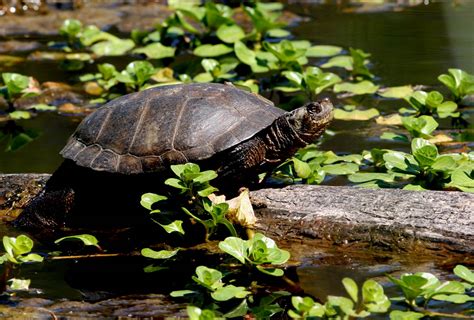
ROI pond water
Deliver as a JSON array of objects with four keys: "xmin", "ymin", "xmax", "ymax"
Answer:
[
  {"xmin": 0, "ymin": 1, "xmax": 473, "ymax": 317},
  {"xmin": 0, "ymin": 1, "xmax": 473, "ymax": 173}
]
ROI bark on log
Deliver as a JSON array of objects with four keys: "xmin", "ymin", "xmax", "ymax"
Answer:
[
  {"xmin": 1, "ymin": 174, "xmax": 473, "ymax": 254},
  {"xmin": 251, "ymin": 185, "xmax": 474, "ymax": 254}
]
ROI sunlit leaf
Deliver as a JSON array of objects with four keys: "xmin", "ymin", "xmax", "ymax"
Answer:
[
  {"xmin": 211, "ymin": 284, "xmax": 250, "ymax": 301},
  {"xmin": 194, "ymin": 44, "xmax": 233, "ymax": 57},
  {"xmin": 141, "ymin": 248, "xmax": 179, "ymax": 259},
  {"xmin": 378, "ymin": 85, "xmax": 414, "ymax": 99},
  {"xmin": 140, "ymin": 193, "xmax": 168, "ymax": 210},
  {"xmin": 334, "ymin": 81, "xmax": 379, "ymax": 95},
  {"xmin": 132, "ymin": 43, "xmax": 176, "ymax": 59},
  {"xmin": 342, "ymin": 278, "xmax": 358, "ymax": 303},
  {"xmin": 55, "ymin": 234, "xmax": 100, "ymax": 249},
  {"xmin": 8, "ymin": 278, "xmax": 31, "ymax": 291},
  {"xmin": 216, "ymin": 24, "xmax": 245, "ymax": 43},
  {"xmin": 306, "ymin": 45, "xmax": 343, "ymax": 58},
  {"xmin": 454, "ymin": 265, "xmax": 474, "ymax": 284},
  {"xmin": 334, "ymin": 108, "xmax": 379, "ymax": 120}
]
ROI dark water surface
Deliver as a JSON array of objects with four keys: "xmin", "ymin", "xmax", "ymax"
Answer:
[{"xmin": 1, "ymin": 1, "xmax": 473, "ymax": 173}]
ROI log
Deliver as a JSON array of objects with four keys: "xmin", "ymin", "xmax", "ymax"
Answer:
[
  {"xmin": 1, "ymin": 174, "xmax": 473, "ymax": 254},
  {"xmin": 251, "ymin": 185, "xmax": 474, "ymax": 254}
]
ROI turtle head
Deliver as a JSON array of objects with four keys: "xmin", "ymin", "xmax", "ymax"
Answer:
[{"xmin": 287, "ymin": 98, "xmax": 333, "ymax": 142}]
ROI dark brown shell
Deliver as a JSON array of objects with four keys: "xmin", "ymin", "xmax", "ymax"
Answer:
[{"xmin": 60, "ymin": 83, "xmax": 284, "ymax": 174}]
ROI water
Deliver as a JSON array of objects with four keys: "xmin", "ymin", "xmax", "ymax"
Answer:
[{"xmin": 0, "ymin": 1, "xmax": 473, "ymax": 173}]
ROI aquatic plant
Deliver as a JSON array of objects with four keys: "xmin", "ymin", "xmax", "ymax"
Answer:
[
  {"xmin": 140, "ymin": 163, "xmax": 237, "ymax": 241},
  {"xmin": 288, "ymin": 265, "xmax": 473, "ymax": 320},
  {"xmin": 438, "ymin": 68, "xmax": 474, "ymax": 103},
  {"xmin": 349, "ymin": 138, "xmax": 473, "ymax": 191}
]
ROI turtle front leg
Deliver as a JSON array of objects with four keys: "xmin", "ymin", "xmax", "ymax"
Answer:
[{"xmin": 12, "ymin": 188, "xmax": 75, "ymax": 234}]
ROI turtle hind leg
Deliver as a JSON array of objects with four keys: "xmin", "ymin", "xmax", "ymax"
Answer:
[{"xmin": 12, "ymin": 188, "xmax": 75, "ymax": 235}]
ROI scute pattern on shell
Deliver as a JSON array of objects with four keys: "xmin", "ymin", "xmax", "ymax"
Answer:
[{"xmin": 61, "ymin": 83, "xmax": 284, "ymax": 174}]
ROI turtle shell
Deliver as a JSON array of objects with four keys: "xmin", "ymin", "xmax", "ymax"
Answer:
[{"xmin": 60, "ymin": 83, "xmax": 284, "ymax": 174}]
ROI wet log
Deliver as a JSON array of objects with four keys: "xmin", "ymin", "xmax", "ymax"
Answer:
[
  {"xmin": 252, "ymin": 185, "xmax": 474, "ymax": 254},
  {"xmin": 1, "ymin": 174, "xmax": 473, "ymax": 254}
]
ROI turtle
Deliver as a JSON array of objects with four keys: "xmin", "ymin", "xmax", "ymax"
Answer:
[{"xmin": 14, "ymin": 83, "xmax": 333, "ymax": 233}]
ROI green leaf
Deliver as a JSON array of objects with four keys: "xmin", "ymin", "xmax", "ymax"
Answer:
[
  {"xmin": 141, "ymin": 248, "xmax": 179, "ymax": 259},
  {"xmin": 402, "ymin": 115, "xmax": 438, "ymax": 138},
  {"xmin": 19, "ymin": 253, "xmax": 44, "ymax": 263},
  {"xmin": 165, "ymin": 178, "xmax": 187, "ymax": 190},
  {"xmin": 430, "ymin": 155, "xmax": 458, "ymax": 172},
  {"xmin": 321, "ymin": 55, "xmax": 353, "ymax": 69},
  {"xmin": 454, "ymin": 265, "xmax": 474, "ymax": 284},
  {"xmin": 98, "ymin": 63, "xmax": 118, "ymax": 80},
  {"xmin": 140, "ymin": 193, "xmax": 168, "ymax": 210},
  {"xmin": 342, "ymin": 277, "xmax": 359, "ymax": 303},
  {"xmin": 425, "ymin": 90, "xmax": 444, "ymax": 108},
  {"xmin": 9, "ymin": 111, "xmax": 31, "ymax": 120},
  {"xmin": 380, "ymin": 132, "xmax": 409, "ymax": 142},
  {"xmin": 218, "ymin": 237, "xmax": 247, "ymax": 264},
  {"xmin": 432, "ymin": 294, "xmax": 474, "ymax": 304},
  {"xmin": 436, "ymin": 101, "xmax": 459, "ymax": 118},
  {"xmin": 211, "ymin": 285, "xmax": 250, "ymax": 301},
  {"xmin": 411, "ymin": 138, "xmax": 438, "ymax": 167},
  {"xmin": 8, "ymin": 278, "xmax": 31, "ymax": 291},
  {"xmin": 282, "ymin": 71, "xmax": 303, "ymax": 85},
  {"xmin": 325, "ymin": 296, "xmax": 355, "ymax": 317},
  {"xmin": 306, "ymin": 45, "xmax": 342, "ymax": 58},
  {"xmin": 27, "ymin": 104, "xmax": 57, "ymax": 111},
  {"xmin": 156, "ymin": 220, "xmax": 185, "ymax": 235},
  {"xmin": 322, "ymin": 163, "xmax": 359, "ymax": 175},
  {"xmin": 193, "ymin": 170, "xmax": 218, "ymax": 183},
  {"xmin": 348, "ymin": 172, "xmax": 396, "ymax": 183},
  {"xmin": 378, "ymin": 85, "xmax": 414, "ymax": 99},
  {"xmin": 290, "ymin": 296, "xmax": 325, "ymax": 317},
  {"xmin": 197, "ymin": 186, "xmax": 218, "ymax": 197},
  {"xmin": 334, "ymin": 108, "xmax": 379, "ymax": 120},
  {"xmin": 333, "ymin": 81, "xmax": 379, "ymax": 95},
  {"xmin": 2, "ymin": 73, "xmax": 30, "ymax": 95},
  {"xmin": 263, "ymin": 40, "xmax": 306, "ymax": 63},
  {"xmin": 194, "ymin": 44, "xmax": 233, "ymax": 57},
  {"xmin": 90, "ymin": 39, "xmax": 135, "ymax": 56},
  {"xmin": 59, "ymin": 19, "xmax": 82, "ymax": 37},
  {"xmin": 292, "ymin": 158, "xmax": 312, "ymax": 179},
  {"xmin": 216, "ymin": 24, "xmax": 245, "ymax": 43},
  {"xmin": 234, "ymin": 41, "xmax": 258, "ymax": 66},
  {"xmin": 223, "ymin": 299, "xmax": 249, "ymax": 318},
  {"xmin": 266, "ymin": 28, "xmax": 291, "ymax": 38},
  {"xmin": 132, "ymin": 43, "xmax": 176, "ymax": 59},
  {"xmin": 143, "ymin": 264, "xmax": 167, "ymax": 273},
  {"xmin": 383, "ymin": 151, "xmax": 419, "ymax": 174},
  {"xmin": 54, "ymin": 234, "xmax": 100, "ymax": 249},
  {"xmin": 256, "ymin": 265, "xmax": 284, "ymax": 277},
  {"xmin": 389, "ymin": 310, "xmax": 424, "ymax": 320},
  {"xmin": 362, "ymin": 279, "xmax": 390, "ymax": 313},
  {"xmin": 193, "ymin": 265, "xmax": 223, "ymax": 290},
  {"xmin": 170, "ymin": 290, "xmax": 197, "ymax": 298},
  {"xmin": 448, "ymin": 167, "xmax": 474, "ymax": 190}
]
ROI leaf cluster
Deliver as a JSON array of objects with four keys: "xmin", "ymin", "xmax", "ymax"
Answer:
[
  {"xmin": 0, "ymin": 235, "xmax": 43, "ymax": 265},
  {"xmin": 349, "ymin": 138, "xmax": 474, "ymax": 191},
  {"xmin": 140, "ymin": 163, "xmax": 236, "ymax": 241},
  {"xmin": 218, "ymin": 233, "xmax": 290, "ymax": 277},
  {"xmin": 288, "ymin": 277, "xmax": 390, "ymax": 319}
]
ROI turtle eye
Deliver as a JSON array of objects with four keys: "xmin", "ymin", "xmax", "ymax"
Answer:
[{"xmin": 306, "ymin": 102, "xmax": 322, "ymax": 115}]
